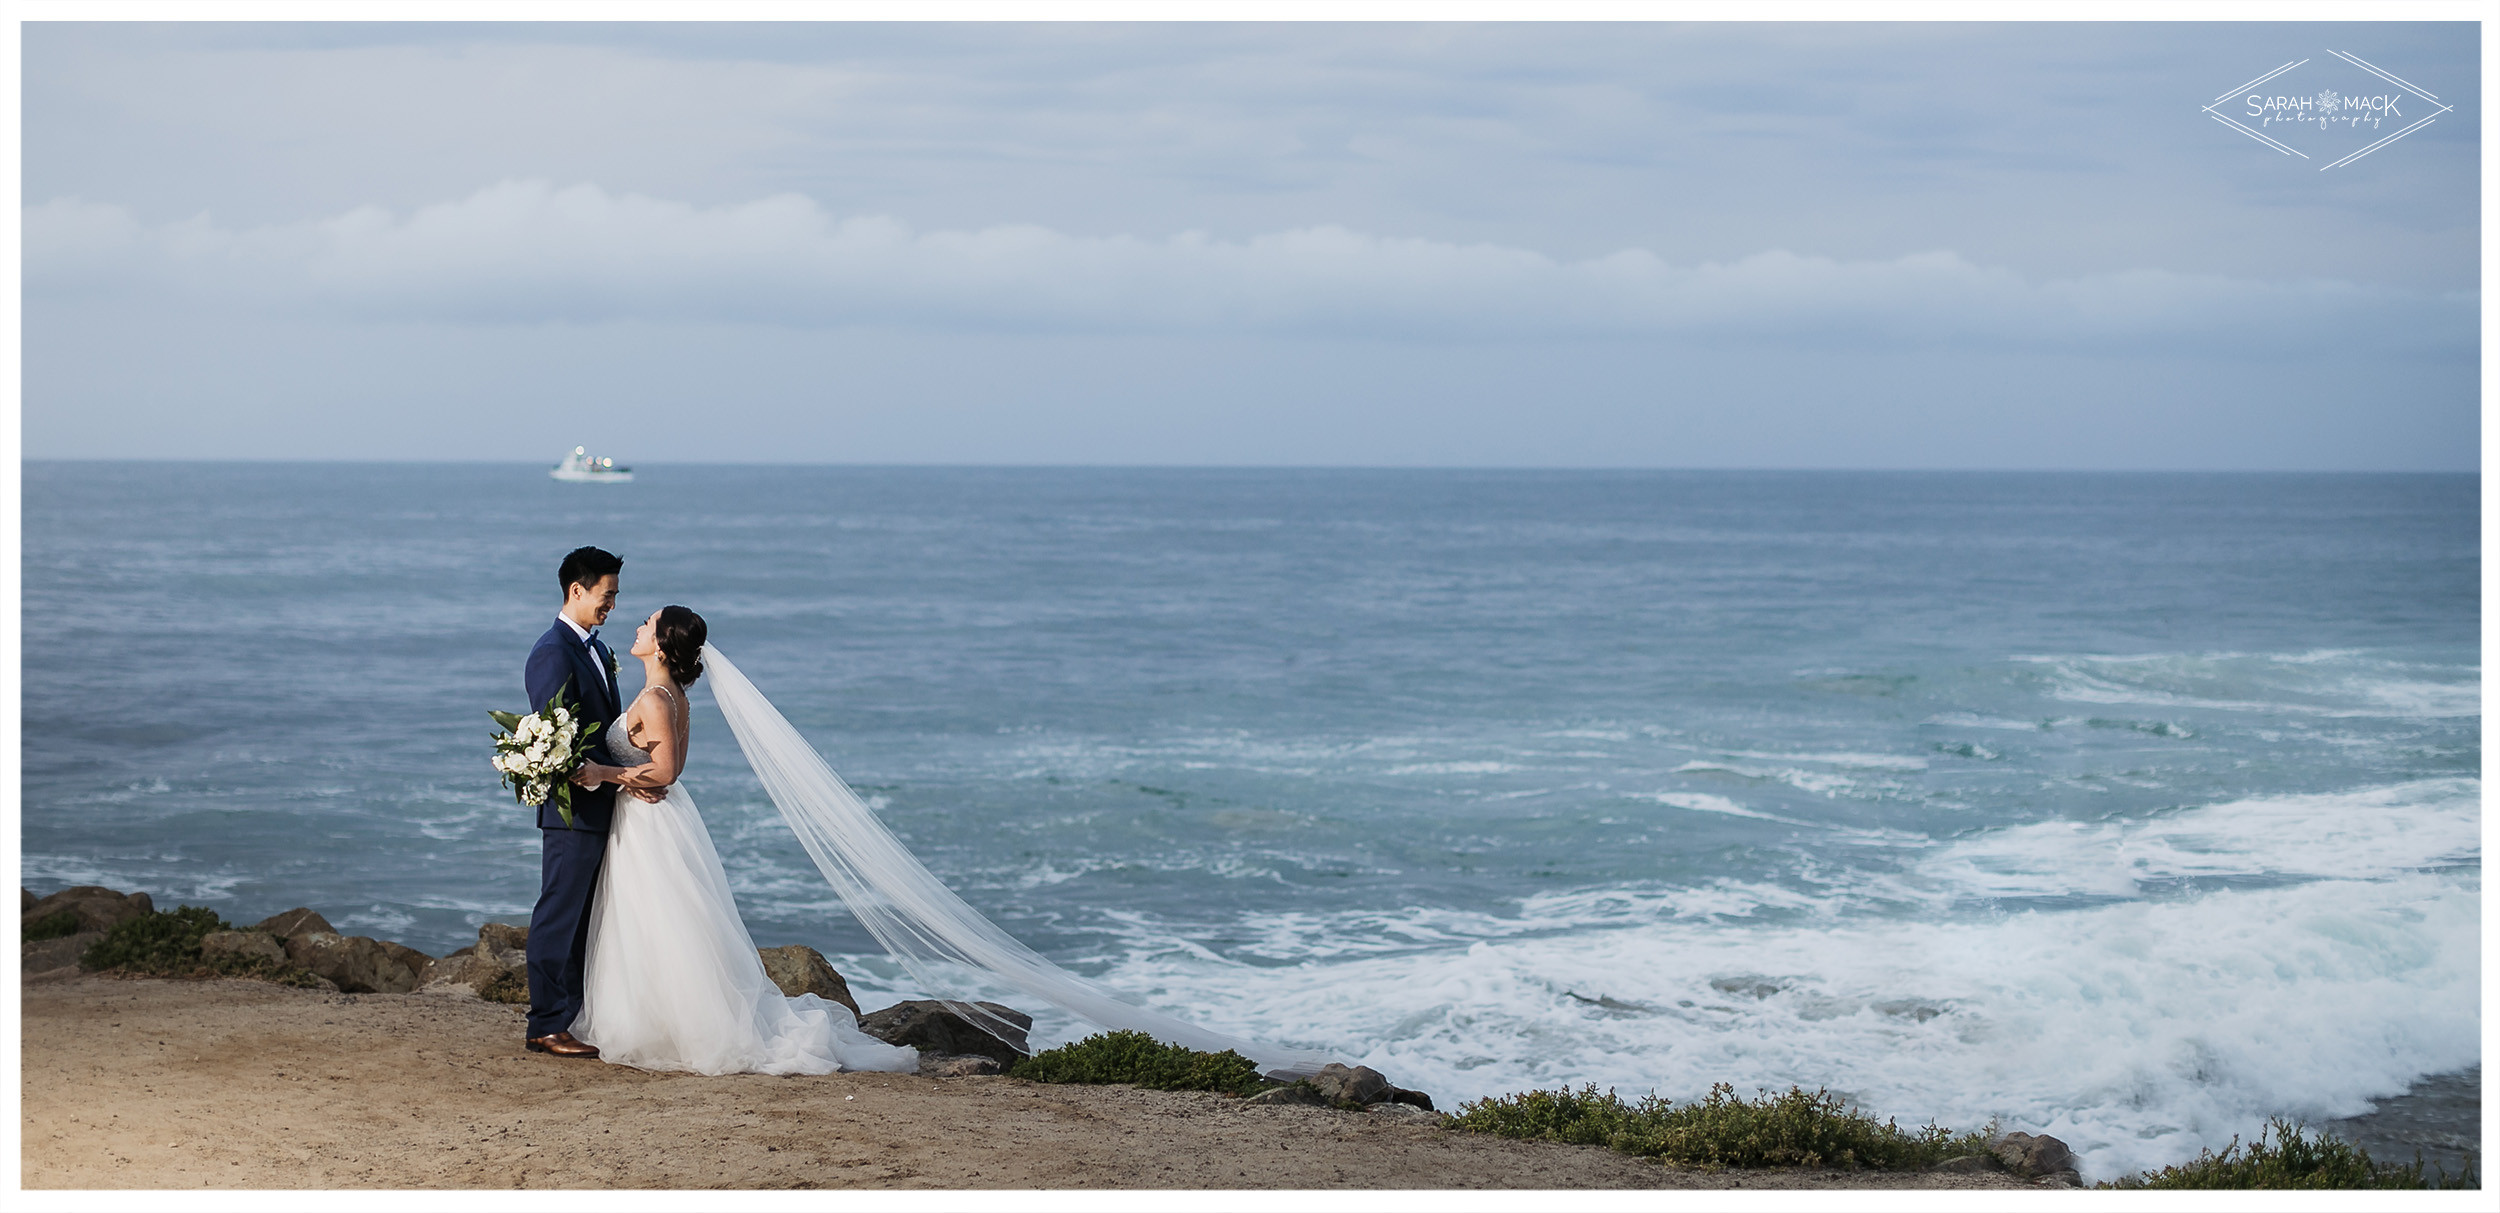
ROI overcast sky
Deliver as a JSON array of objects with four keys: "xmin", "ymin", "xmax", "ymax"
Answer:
[{"xmin": 21, "ymin": 21, "xmax": 2482, "ymax": 468}]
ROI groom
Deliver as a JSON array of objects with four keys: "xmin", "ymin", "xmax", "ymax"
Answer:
[{"xmin": 520, "ymin": 545, "xmax": 654, "ymax": 1058}]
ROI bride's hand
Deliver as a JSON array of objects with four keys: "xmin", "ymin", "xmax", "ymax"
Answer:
[{"xmin": 628, "ymin": 785, "xmax": 668, "ymax": 804}]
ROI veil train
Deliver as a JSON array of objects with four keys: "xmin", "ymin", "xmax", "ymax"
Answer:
[{"xmin": 702, "ymin": 644, "xmax": 1332, "ymax": 1077}]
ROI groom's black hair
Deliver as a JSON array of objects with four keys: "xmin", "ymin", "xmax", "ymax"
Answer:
[{"xmin": 558, "ymin": 546, "xmax": 624, "ymax": 596}]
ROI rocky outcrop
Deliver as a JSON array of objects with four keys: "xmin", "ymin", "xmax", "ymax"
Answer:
[
  {"xmin": 1309, "ymin": 1063, "xmax": 1393, "ymax": 1106},
  {"xmin": 857, "ymin": 1000, "xmax": 1034, "ymax": 1068},
  {"xmin": 1365, "ymin": 1102, "xmax": 1437, "ymax": 1119},
  {"xmin": 25, "ymin": 886, "xmax": 155, "ymax": 934},
  {"xmin": 24, "ymin": 885, "xmax": 147, "ymax": 976},
  {"xmin": 1302, "ymin": 1063, "xmax": 1435, "ymax": 1112},
  {"xmin": 418, "ymin": 922, "xmax": 529, "ymax": 1000},
  {"xmin": 23, "ymin": 931, "xmax": 106, "ymax": 974},
  {"xmin": 1992, "ymin": 1132, "xmax": 2081, "ymax": 1185},
  {"xmin": 1239, "ymin": 1068, "xmax": 1437, "ymax": 1113},
  {"xmin": 477, "ymin": 922, "xmax": 528, "ymax": 954},
  {"xmin": 284, "ymin": 931, "xmax": 433, "ymax": 994},
  {"xmin": 1244, "ymin": 1084, "xmax": 1331, "ymax": 1108},
  {"xmin": 1928, "ymin": 1133, "xmax": 2079, "ymax": 1184},
  {"xmin": 917, "ymin": 1053, "xmax": 1002, "ymax": 1078},
  {"xmin": 200, "ymin": 930, "xmax": 286, "ymax": 964},
  {"xmin": 252, "ymin": 907, "xmax": 337, "ymax": 940},
  {"xmin": 756, "ymin": 944, "xmax": 861, "ymax": 1015}
]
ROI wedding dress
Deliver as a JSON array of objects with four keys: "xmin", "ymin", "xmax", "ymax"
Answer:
[
  {"xmin": 569, "ymin": 685, "xmax": 920, "ymax": 1075},
  {"xmin": 702, "ymin": 645, "xmax": 1332, "ymax": 1078}
]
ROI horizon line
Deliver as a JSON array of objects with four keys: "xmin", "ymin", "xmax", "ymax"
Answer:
[{"xmin": 16, "ymin": 457, "xmax": 2481, "ymax": 475}]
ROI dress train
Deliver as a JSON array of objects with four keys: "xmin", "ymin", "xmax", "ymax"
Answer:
[{"xmin": 570, "ymin": 728, "xmax": 916, "ymax": 1075}]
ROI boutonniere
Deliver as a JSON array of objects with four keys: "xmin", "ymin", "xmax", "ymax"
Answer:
[{"xmin": 606, "ymin": 649, "xmax": 621, "ymax": 680}]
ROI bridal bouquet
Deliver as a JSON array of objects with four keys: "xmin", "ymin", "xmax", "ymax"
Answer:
[{"xmin": 489, "ymin": 698, "xmax": 604, "ymax": 828}]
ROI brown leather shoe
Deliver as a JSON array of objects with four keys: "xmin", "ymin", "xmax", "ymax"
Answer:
[{"xmin": 525, "ymin": 1031, "xmax": 601, "ymax": 1058}]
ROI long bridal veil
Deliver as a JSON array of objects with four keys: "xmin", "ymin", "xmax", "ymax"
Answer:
[{"xmin": 702, "ymin": 644, "xmax": 1333, "ymax": 1077}]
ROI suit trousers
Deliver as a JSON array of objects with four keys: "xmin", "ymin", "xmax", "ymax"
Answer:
[{"xmin": 526, "ymin": 825, "xmax": 608, "ymax": 1038}]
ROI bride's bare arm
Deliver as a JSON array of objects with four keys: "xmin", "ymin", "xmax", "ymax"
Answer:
[{"xmin": 572, "ymin": 692, "xmax": 687, "ymax": 790}]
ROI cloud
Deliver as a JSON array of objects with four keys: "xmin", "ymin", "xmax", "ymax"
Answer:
[{"xmin": 26, "ymin": 180, "xmax": 2475, "ymax": 357}]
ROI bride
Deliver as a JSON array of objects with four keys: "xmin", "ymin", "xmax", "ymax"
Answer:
[
  {"xmin": 565, "ymin": 606, "xmax": 916, "ymax": 1075},
  {"xmin": 567, "ymin": 605, "xmax": 1330, "ymax": 1078}
]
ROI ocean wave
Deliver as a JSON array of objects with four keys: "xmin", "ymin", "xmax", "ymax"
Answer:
[
  {"xmin": 1628, "ymin": 791, "xmax": 1798, "ymax": 823},
  {"xmin": 1922, "ymin": 712, "xmax": 2046, "ymax": 731},
  {"xmin": 1671, "ymin": 760, "xmax": 1884, "ymax": 799},
  {"xmin": 1718, "ymin": 749, "xmax": 1929, "ymax": 771},
  {"xmin": 1914, "ymin": 778, "xmax": 2480, "ymax": 900},
  {"xmin": 1073, "ymin": 871, "xmax": 2479, "ymax": 1182},
  {"xmin": 2017, "ymin": 651, "xmax": 2479, "ymax": 720},
  {"xmin": 1384, "ymin": 761, "xmax": 1524, "ymax": 776}
]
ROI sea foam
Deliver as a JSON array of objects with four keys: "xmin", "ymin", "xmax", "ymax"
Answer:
[{"xmin": 1073, "ymin": 868, "xmax": 2479, "ymax": 1182}]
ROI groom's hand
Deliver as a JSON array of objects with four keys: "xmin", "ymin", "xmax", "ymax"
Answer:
[{"xmin": 628, "ymin": 786, "xmax": 668, "ymax": 803}]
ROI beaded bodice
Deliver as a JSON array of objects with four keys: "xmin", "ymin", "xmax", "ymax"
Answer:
[{"xmin": 606, "ymin": 685, "xmax": 679, "ymax": 766}]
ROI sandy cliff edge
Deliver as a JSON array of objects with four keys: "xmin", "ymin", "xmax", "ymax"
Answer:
[{"xmin": 20, "ymin": 972, "xmax": 2041, "ymax": 1191}]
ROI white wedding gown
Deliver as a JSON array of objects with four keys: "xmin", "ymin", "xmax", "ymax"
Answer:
[{"xmin": 569, "ymin": 687, "xmax": 919, "ymax": 1075}]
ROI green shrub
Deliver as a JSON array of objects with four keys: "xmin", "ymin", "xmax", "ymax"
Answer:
[
  {"xmin": 78, "ymin": 905, "xmax": 328, "ymax": 988},
  {"xmin": 1009, "ymin": 1030, "xmax": 1271, "ymax": 1096},
  {"xmin": 1450, "ymin": 1083, "xmax": 1990, "ymax": 1171},
  {"xmin": 22, "ymin": 909, "xmax": 83, "ymax": 941},
  {"xmin": 2101, "ymin": 1119, "xmax": 2479, "ymax": 1190},
  {"xmin": 195, "ymin": 949, "xmax": 335, "ymax": 989},
  {"xmin": 81, "ymin": 905, "xmax": 229, "ymax": 973}
]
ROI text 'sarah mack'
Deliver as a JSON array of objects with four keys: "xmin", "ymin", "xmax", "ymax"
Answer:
[{"xmin": 2245, "ymin": 90, "xmax": 2406, "ymax": 129}]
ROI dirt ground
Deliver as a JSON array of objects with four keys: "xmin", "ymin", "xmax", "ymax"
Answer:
[{"xmin": 21, "ymin": 971, "xmax": 2042, "ymax": 1191}]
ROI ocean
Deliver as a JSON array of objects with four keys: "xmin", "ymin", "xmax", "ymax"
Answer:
[{"xmin": 19, "ymin": 463, "xmax": 2479, "ymax": 1179}]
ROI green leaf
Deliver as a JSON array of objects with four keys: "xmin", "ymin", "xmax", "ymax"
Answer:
[
  {"xmin": 555, "ymin": 782, "xmax": 576, "ymax": 829},
  {"xmin": 489, "ymin": 710, "xmax": 523, "ymax": 730}
]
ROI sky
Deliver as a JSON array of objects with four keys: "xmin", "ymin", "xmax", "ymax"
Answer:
[{"xmin": 19, "ymin": 20, "xmax": 2484, "ymax": 469}]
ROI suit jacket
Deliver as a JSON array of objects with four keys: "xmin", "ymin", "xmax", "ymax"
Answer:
[{"xmin": 526, "ymin": 619, "xmax": 621, "ymax": 832}]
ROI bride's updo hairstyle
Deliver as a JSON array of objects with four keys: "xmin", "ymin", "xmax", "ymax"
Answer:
[{"xmin": 656, "ymin": 605, "xmax": 707, "ymax": 686}]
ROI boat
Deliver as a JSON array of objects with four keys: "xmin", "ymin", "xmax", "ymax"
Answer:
[{"xmin": 550, "ymin": 446, "xmax": 634, "ymax": 483}]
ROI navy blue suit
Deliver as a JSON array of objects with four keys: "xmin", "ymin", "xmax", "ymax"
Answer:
[{"xmin": 523, "ymin": 618, "xmax": 622, "ymax": 1039}]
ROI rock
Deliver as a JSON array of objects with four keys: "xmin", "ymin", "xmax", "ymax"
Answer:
[
  {"xmin": 1928, "ymin": 1153, "xmax": 2005, "ymax": 1174},
  {"xmin": 200, "ymin": 930, "xmax": 286, "ymax": 964},
  {"xmin": 23, "ymin": 930, "xmax": 106, "ymax": 973},
  {"xmin": 25, "ymin": 886, "xmax": 154, "ymax": 934},
  {"xmin": 2039, "ymin": 1169, "xmax": 2083, "ymax": 1188},
  {"xmin": 1387, "ymin": 1087, "xmax": 1435, "ymax": 1112},
  {"xmin": 1365, "ymin": 1102, "xmax": 1437, "ymax": 1120},
  {"xmin": 252, "ymin": 907, "xmax": 337, "ymax": 940},
  {"xmin": 756, "ymin": 944, "xmax": 862, "ymax": 1016},
  {"xmin": 856, "ymin": 1000, "xmax": 1033, "ymax": 1068},
  {"xmin": 1307, "ymin": 1063, "xmax": 1394, "ymax": 1108},
  {"xmin": 476, "ymin": 921, "xmax": 529, "ymax": 955},
  {"xmin": 418, "ymin": 922, "xmax": 528, "ymax": 998},
  {"xmin": 21, "ymin": 887, "xmax": 34, "ymax": 912},
  {"xmin": 917, "ymin": 1052, "xmax": 1002, "ymax": 1078},
  {"xmin": 1992, "ymin": 1131, "xmax": 2078, "ymax": 1180},
  {"xmin": 416, "ymin": 951, "xmax": 485, "ymax": 993},
  {"xmin": 415, "ymin": 962, "xmax": 483, "ymax": 998},
  {"xmin": 970, "ymin": 1001, "xmax": 1034, "ymax": 1051},
  {"xmin": 1244, "ymin": 1084, "xmax": 1332, "ymax": 1108},
  {"xmin": 283, "ymin": 931, "xmax": 432, "ymax": 994}
]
